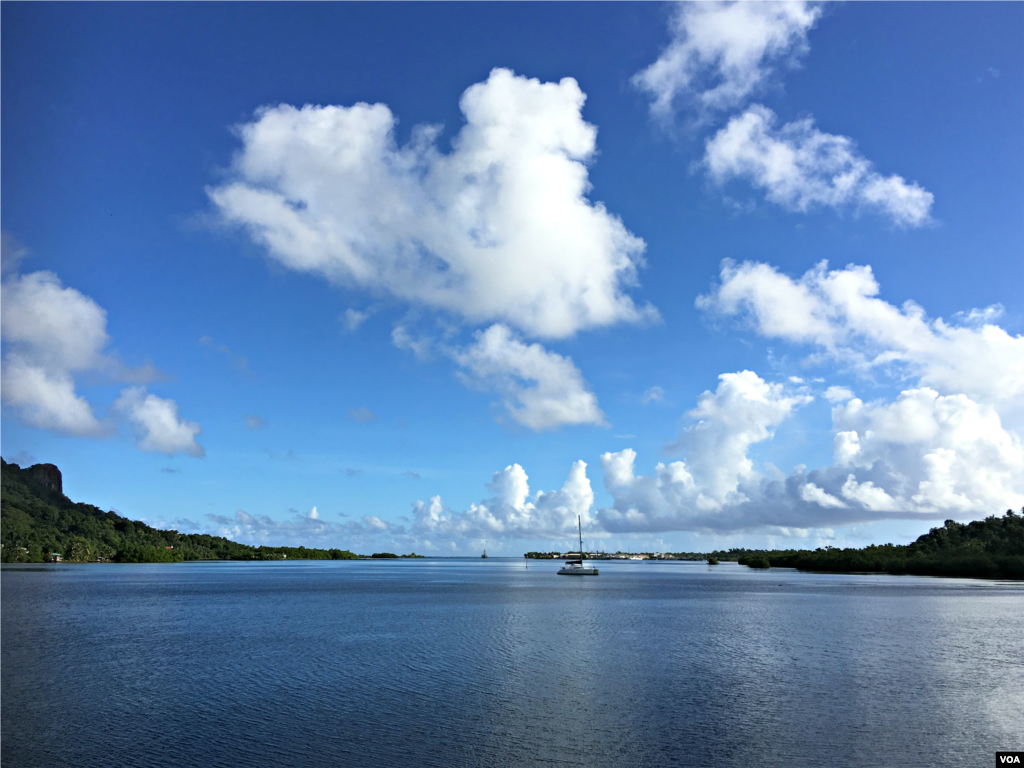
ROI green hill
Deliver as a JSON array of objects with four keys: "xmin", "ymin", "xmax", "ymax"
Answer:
[{"xmin": 0, "ymin": 458, "xmax": 357, "ymax": 563}]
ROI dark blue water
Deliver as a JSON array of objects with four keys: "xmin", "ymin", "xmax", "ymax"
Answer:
[{"xmin": 3, "ymin": 559, "xmax": 1022, "ymax": 767}]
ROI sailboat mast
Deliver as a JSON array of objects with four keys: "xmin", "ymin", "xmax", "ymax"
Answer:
[{"xmin": 578, "ymin": 515, "xmax": 583, "ymax": 563}]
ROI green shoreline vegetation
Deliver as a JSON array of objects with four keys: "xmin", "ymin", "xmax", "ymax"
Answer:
[
  {"xmin": 369, "ymin": 552, "xmax": 425, "ymax": 558},
  {"xmin": 526, "ymin": 512, "xmax": 1023, "ymax": 580},
  {"xmin": 1, "ymin": 459, "xmax": 359, "ymax": 563},
  {"xmin": 4, "ymin": 459, "xmax": 1021, "ymax": 578},
  {"xmin": 731, "ymin": 514, "xmax": 1023, "ymax": 580}
]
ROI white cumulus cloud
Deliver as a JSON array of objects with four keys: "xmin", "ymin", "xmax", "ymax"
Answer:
[
  {"xmin": 832, "ymin": 389, "xmax": 1024, "ymax": 514},
  {"xmin": 396, "ymin": 255, "xmax": 1022, "ymax": 538},
  {"xmin": 697, "ymin": 259, "xmax": 1024, "ymax": 408},
  {"xmin": 2, "ymin": 270, "xmax": 111, "ymax": 372},
  {"xmin": 667, "ymin": 370, "xmax": 812, "ymax": 506},
  {"xmin": 595, "ymin": 441, "xmax": 1018, "ymax": 535},
  {"xmin": 413, "ymin": 460, "xmax": 595, "ymax": 539},
  {"xmin": 209, "ymin": 67, "xmax": 654, "ymax": 340},
  {"xmin": 406, "ymin": 370, "xmax": 1023, "ymax": 539},
  {"xmin": 633, "ymin": 1, "xmax": 822, "ymax": 122},
  {"xmin": 450, "ymin": 324, "xmax": 606, "ymax": 431},
  {"xmin": 594, "ymin": 381, "xmax": 1023, "ymax": 534},
  {"xmin": 114, "ymin": 387, "xmax": 205, "ymax": 457},
  {"xmin": 703, "ymin": 106, "xmax": 934, "ymax": 226},
  {"xmin": 690, "ymin": 261, "xmax": 1024, "ymax": 521},
  {"xmin": 1, "ymin": 355, "xmax": 105, "ymax": 437},
  {"xmin": 839, "ymin": 475, "xmax": 902, "ymax": 512},
  {"xmin": 799, "ymin": 482, "xmax": 845, "ymax": 508},
  {"xmin": 2, "ymin": 268, "xmax": 198, "ymax": 451},
  {"xmin": 824, "ymin": 386, "xmax": 855, "ymax": 403}
]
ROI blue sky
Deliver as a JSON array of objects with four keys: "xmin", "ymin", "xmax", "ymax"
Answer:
[{"xmin": 3, "ymin": 2, "xmax": 1022, "ymax": 555}]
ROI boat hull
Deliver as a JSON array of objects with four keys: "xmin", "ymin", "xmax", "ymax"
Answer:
[{"xmin": 557, "ymin": 567, "xmax": 599, "ymax": 575}]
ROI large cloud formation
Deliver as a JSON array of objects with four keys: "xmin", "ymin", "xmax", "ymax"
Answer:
[
  {"xmin": 1, "ymin": 246, "xmax": 203, "ymax": 456},
  {"xmin": 209, "ymin": 67, "xmax": 653, "ymax": 341},
  {"xmin": 411, "ymin": 395, "xmax": 1020, "ymax": 537},
  {"xmin": 421, "ymin": 264, "xmax": 1023, "ymax": 538},
  {"xmin": 633, "ymin": 1, "xmax": 822, "ymax": 122},
  {"xmin": 665, "ymin": 370, "xmax": 811, "ymax": 506},
  {"xmin": 697, "ymin": 260, "xmax": 1024, "ymax": 408},
  {"xmin": 703, "ymin": 106, "xmax": 934, "ymax": 226},
  {"xmin": 582, "ymin": 260, "xmax": 1024, "ymax": 533},
  {"xmin": 412, "ymin": 460, "xmax": 595, "ymax": 540},
  {"xmin": 597, "ymin": 384, "xmax": 1023, "ymax": 534}
]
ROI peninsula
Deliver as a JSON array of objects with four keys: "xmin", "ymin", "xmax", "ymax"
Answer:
[{"xmin": 1, "ymin": 459, "xmax": 358, "ymax": 563}]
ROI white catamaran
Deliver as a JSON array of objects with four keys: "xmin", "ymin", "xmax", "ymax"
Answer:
[{"xmin": 558, "ymin": 515, "xmax": 599, "ymax": 576}]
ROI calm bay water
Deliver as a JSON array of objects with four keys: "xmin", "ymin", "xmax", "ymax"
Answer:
[{"xmin": 2, "ymin": 558, "xmax": 1022, "ymax": 767}]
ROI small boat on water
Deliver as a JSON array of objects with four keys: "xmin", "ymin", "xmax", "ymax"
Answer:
[
  {"xmin": 481, "ymin": 550, "xmax": 488, "ymax": 558},
  {"xmin": 558, "ymin": 516, "xmax": 599, "ymax": 576}
]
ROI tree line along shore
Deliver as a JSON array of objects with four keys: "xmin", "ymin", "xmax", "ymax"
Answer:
[
  {"xmin": 3, "ymin": 459, "xmax": 1021, "ymax": 578},
  {"xmin": 728, "ymin": 517, "xmax": 1022, "ymax": 580},
  {"xmin": 528, "ymin": 513, "xmax": 1023, "ymax": 580}
]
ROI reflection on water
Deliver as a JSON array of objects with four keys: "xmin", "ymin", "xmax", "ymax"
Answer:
[{"xmin": 3, "ymin": 559, "xmax": 1022, "ymax": 767}]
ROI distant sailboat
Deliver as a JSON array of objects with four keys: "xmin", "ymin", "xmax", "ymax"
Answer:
[
  {"xmin": 481, "ymin": 550, "xmax": 488, "ymax": 558},
  {"xmin": 558, "ymin": 516, "xmax": 599, "ymax": 576}
]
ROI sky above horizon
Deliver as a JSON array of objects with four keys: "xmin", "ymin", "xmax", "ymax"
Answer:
[{"xmin": 3, "ymin": 2, "xmax": 1022, "ymax": 556}]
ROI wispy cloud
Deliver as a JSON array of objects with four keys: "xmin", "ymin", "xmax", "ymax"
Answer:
[
  {"xmin": 1, "ymin": 231, "xmax": 30, "ymax": 276},
  {"xmin": 634, "ymin": 1, "xmax": 822, "ymax": 124},
  {"xmin": 341, "ymin": 307, "xmax": 374, "ymax": 332},
  {"xmin": 199, "ymin": 335, "xmax": 251, "ymax": 375},
  {"xmin": 703, "ymin": 106, "xmax": 934, "ymax": 227},
  {"xmin": 244, "ymin": 414, "xmax": 267, "ymax": 430},
  {"xmin": 265, "ymin": 449, "xmax": 298, "ymax": 462},
  {"xmin": 349, "ymin": 407, "xmax": 377, "ymax": 424},
  {"xmin": 391, "ymin": 325, "xmax": 432, "ymax": 361},
  {"xmin": 4, "ymin": 450, "xmax": 36, "ymax": 467},
  {"xmin": 162, "ymin": 506, "xmax": 420, "ymax": 550},
  {"xmin": 641, "ymin": 386, "xmax": 665, "ymax": 404}
]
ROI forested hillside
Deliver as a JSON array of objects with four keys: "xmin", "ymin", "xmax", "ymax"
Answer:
[{"xmin": 0, "ymin": 459, "xmax": 357, "ymax": 563}]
